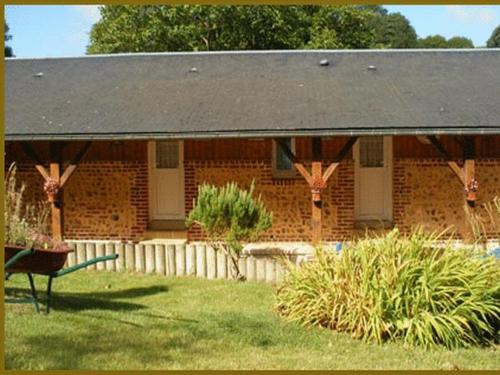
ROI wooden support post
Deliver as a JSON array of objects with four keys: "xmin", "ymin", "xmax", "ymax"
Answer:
[
  {"xmin": 463, "ymin": 136, "xmax": 476, "ymax": 206},
  {"xmin": 19, "ymin": 141, "xmax": 92, "ymax": 241},
  {"xmin": 311, "ymin": 162, "xmax": 323, "ymax": 245},
  {"xmin": 276, "ymin": 136, "xmax": 357, "ymax": 245},
  {"xmin": 49, "ymin": 143, "xmax": 63, "ymax": 241},
  {"xmin": 312, "ymin": 137, "xmax": 322, "ymax": 160}
]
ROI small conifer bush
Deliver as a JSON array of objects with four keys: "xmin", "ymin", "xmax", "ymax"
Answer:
[
  {"xmin": 187, "ymin": 181, "xmax": 272, "ymax": 280},
  {"xmin": 276, "ymin": 229, "xmax": 500, "ymax": 349}
]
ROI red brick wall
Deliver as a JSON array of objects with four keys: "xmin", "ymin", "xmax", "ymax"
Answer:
[
  {"xmin": 6, "ymin": 141, "xmax": 149, "ymax": 241},
  {"xmin": 8, "ymin": 161, "xmax": 149, "ymax": 241},
  {"xmin": 63, "ymin": 161, "xmax": 148, "ymax": 240},
  {"xmin": 393, "ymin": 158, "xmax": 500, "ymax": 239},
  {"xmin": 6, "ymin": 136, "xmax": 500, "ymax": 243},
  {"xmin": 185, "ymin": 159, "xmax": 355, "ymax": 242}
]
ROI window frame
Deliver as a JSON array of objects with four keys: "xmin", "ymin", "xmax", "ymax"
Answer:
[
  {"xmin": 272, "ymin": 138, "xmax": 296, "ymax": 179},
  {"xmin": 155, "ymin": 140, "xmax": 180, "ymax": 169}
]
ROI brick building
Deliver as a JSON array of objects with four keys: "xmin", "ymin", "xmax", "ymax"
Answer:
[{"xmin": 5, "ymin": 50, "xmax": 500, "ymax": 243}]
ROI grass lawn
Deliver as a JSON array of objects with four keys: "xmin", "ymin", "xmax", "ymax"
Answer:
[{"xmin": 5, "ymin": 270, "xmax": 500, "ymax": 370}]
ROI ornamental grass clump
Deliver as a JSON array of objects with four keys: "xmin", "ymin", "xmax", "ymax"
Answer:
[
  {"xmin": 187, "ymin": 180, "xmax": 272, "ymax": 280},
  {"xmin": 276, "ymin": 229, "xmax": 499, "ymax": 349},
  {"xmin": 4, "ymin": 163, "xmax": 62, "ymax": 251}
]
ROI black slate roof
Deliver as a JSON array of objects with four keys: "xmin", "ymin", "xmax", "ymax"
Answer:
[{"xmin": 5, "ymin": 49, "xmax": 500, "ymax": 140}]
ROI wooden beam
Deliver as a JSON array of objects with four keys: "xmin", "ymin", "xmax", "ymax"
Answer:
[
  {"xmin": 49, "ymin": 143, "xmax": 63, "ymax": 241},
  {"xmin": 321, "ymin": 136, "xmax": 358, "ymax": 183},
  {"xmin": 463, "ymin": 136, "xmax": 476, "ymax": 160},
  {"xmin": 35, "ymin": 165, "xmax": 50, "ymax": 181},
  {"xmin": 333, "ymin": 136, "xmax": 358, "ymax": 163},
  {"xmin": 70, "ymin": 141, "xmax": 93, "ymax": 165},
  {"xmin": 275, "ymin": 138, "xmax": 313, "ymax": 183},
  {"xmin": 322, "ymin": 162, "xmax": 339, "ymax": 183},
  {"xmin": 294, "ymin": 163, "xmax": 312, "ymax": 185},
  {"xmin": 427, "ymin": 135, "xmax": 449, "ymax": 159},
  {"xmin": 427, "ymin": 135, "xmax": 465, "ymax": 185},
  {"xmin": 426, "ymin": 135, "xmax": 478, "ymax": 207},
  {"xmin": 311, "ymin": 162, "xmax": 322, "ymax": 245},
  {"xmin": 279, "ymin": 136, "xmax": 357, "ymax": 245},
  {"xmin": 19, "ymin": 142, "xmax": 50, "ymax": 180},
  {"xmin": 312, "ymin": 137, "xmax": 322, "ymax": 160},
  {"xmin": 59, "ymin": 141, "xmax": 92, "ymax": 188},
  {"xmin": 447, "ymin": 161, "xmax": 465, "ymax": 185},
  {"xmin": 463, "ymin": 136, "xmax": 477, "ymax": 206},
  {"xmin": 20, "ymin": 141, "xmax": 43, "ymax": 164}
]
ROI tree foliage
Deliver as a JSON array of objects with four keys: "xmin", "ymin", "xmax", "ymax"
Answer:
[
  {"xmin": 5, "ymin": 20, "xmax": 13, "ymax": 57},
  {"xmin": 306, "ymin": 6, "xmax": 376, "ymax": 49},
  {"xmin": 87, "ymin": 5, "xmax": 476, "ymax": 53},
  {"xmin": 446, "ymin": 36, "xmax": 474, "ymax": 48},
  {"xmin": 418, "ymin": 34, "xmax": 474, "ymax": 49},
  {"xmin": 486, "ymin": 25, "xmax": 500, "ymax": 48},
  {"xmin": 87, "ymin": 5, "xmax": 394, "ymax": 53},
  {"xmin": 369, "ymin": 12, "xmax": 418, "ymax": 48},
  {"xmin": 186, "ymin": 181, "xmax": 272, "ymax": 280},
  {"xmin": 418, "ymin": 35, "xmax": 449, "ymax": 48}
]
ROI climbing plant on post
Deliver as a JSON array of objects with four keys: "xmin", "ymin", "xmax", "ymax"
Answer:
[{"xmin": 186, "ymin": 181, "xmax": 272, "ymax": 281}]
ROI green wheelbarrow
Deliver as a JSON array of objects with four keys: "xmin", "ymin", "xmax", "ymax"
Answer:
[{"xmin": 5, "ymin": 246, "xmax": 118, "ymax": 313}]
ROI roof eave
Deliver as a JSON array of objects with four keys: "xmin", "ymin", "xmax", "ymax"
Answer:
[{"xmin": 5, "ymin": 127, "xmax": 500, "ymax": 141}]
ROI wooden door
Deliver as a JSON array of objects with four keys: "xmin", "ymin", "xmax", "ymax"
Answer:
[
  {"xmin": 149, "ymin": 140, "xmax": 184, "ymax": 220},
  {"xmin": 354, "ymin": 136, "xmax": 392, "ymax": 221}
]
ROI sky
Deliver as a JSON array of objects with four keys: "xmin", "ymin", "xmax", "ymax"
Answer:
[{"xmin": 4, "ymin": 5, "xmax": 500, "ymax": 58}]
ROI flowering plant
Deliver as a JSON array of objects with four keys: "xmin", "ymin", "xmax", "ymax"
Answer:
[
  {"xmin": 43, "ymin": 177, "xmax": 60, "ymax": 201},
  {"xmin": 31, "ymin": 233, "xmax": 71, "ymax": 252}
]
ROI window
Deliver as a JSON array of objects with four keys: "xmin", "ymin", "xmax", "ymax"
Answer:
[
  {"xmin": 359, "ymin": 136, "xmax": 384, "ymax": 168},
  {"xmin": 156, "ymin": 140, "xmax": 179, "ymax": 169},
  {"xmin": 273, "ymin": 138, "xmax": 295, "ymax": 178}
]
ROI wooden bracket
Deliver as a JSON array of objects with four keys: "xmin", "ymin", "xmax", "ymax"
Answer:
[
  {"xmin": 276, "ymin": 136, "xmax": 357, "ymax": 244},
  {"xmin": 60, "ymin": 141, "xmax": 92, "ymax": 188},
  {"xmin": 20, "ymin": 142, "xmax": 50, "ymax": 180},
  {"xmin": 19, "ymin": 141, "xmax": 93, "ymax": 241},
  {"xmin": 426, "ymin": 135, "xmax": 476, "ymax": 205}
]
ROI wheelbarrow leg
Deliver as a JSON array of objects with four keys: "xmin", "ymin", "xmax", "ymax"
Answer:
[
  {"xmin": 27, "ymin": 273, "xmax": 40, "ymax": 313},
  {"xmin": 46, "ymin": 276, "xmax": 54, "ymax": 314}
]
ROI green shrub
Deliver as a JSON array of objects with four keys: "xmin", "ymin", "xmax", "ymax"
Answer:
[
  {"xmin": 276, "ymin": 229, "xmax": 499, "ymax": 349},
  {"xmin": 186, "ymin": 180, "xmax": 272, "ymax": 280}
]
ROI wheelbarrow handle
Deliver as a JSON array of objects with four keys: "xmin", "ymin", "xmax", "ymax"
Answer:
[
  {"xmin": 5, "ymin": 248, "xmax": 34, "ymax": 270},
  {"xmin": 52, "ymin": 254, "xmax": 119, "ymax": 278}
]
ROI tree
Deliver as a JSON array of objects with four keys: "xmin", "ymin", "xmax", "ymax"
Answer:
[
  {"xmin": 418, "ymin": 35, "xmax": 449, "ymax": 48},
  {"xmin": 369, "ymin": 12, "xmax": 417, "ymax": 48},
  {"xmin": 306, "ymin": 6, "xmax": 376, "ymax": 49},
  {"xmin": 186, "ymin": 181, "xmax": 272, "ymax": 281},
  {"xmin": 447, "ymin": 36, "xmax": 474, "ymax": 48},
  {"xmin": 5, "ymin": 20, "xmax": 13, "ymax": 57},
  {"xmin": 486, "ymin": 25, "xmax": 500, "ymax": 47},
  {"xmin": 88, "ymin": 5, "xmax": 311, "ymax": 53},
  {"xmin": 418, "ymin": 35, "xmax": 474, "ymax": 49},
  {"xmin": 87, "ymin": 5, "xmax": 383, "ymax": 53}
]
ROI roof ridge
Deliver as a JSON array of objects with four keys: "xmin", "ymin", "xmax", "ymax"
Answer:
[{"xmin": 5, "ymin": 48, "xmax": 500, "ymax": 61}]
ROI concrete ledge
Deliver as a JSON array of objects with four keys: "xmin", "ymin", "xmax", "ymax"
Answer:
[{"xmin": 148, "ymin": 220, "xmax": 186, "ymax": 231}]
